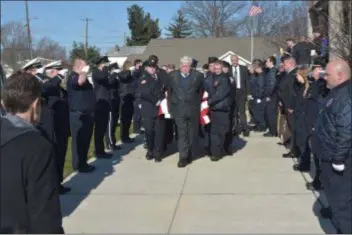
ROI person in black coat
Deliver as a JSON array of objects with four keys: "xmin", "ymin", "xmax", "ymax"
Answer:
[
  {"xmin": 138, "ymin": 59, "xmax": 166, "ymax": 162},
  {"xmin": 0, "ymin": 72, "xmax": 63, "ymax": 234},
  {"xmin": 311, "ymin": 59, "xmax": 352, "ymax": 234},
  {"xmin": 304, "ymin": 59, "xmax": 329, "ymax": 191},
  {"xmin": 168, "ymin": 56, "xmax": 204, "ymax": 168},
  {"xmin": 250, "ymin": 60, "xmax": 266, "ymax": 131},
  {"xmin": 221, "ymin": 60, "xmax": 236, "ymax": 154},
  {"xmin": 207, "ymin": 61, "xmax": 232, "ymax": 161},
  {"xmin": 132, "ymin": 59, "xmax": 143, "ymax": 134},
  {"xmin": 291, "ymin": 68, "xmax": 311, "ymax": 172},
  {"xmin": 263, "ymin": 56, "xmax": 278, "ymax": 137},
  {"xmin": 118, "ymin": 60, "xmax": 136, "ymax": 143},
  {"xmin": 277, "ymin": 56, "xmax": 299, "ymax": 158},
  {"xmin": 92, "ymin": 56, "xmax": 115, "ymax": 158},
  {"xmin": 44, "ymin": 60, "xmax": 71, "ymax": 194},
  {"xmin": 105, "ymin": 62, "xmax": 123, "ymax": 151},
  {"xmin": 67, "ymin": 58, "xmax": 96, "ymax": 173}
]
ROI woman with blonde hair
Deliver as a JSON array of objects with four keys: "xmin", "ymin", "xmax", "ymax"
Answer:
[
  {"xmin": 117, "ymin": 60, "xmax": 136, "ymax": 143},
  {"xmin": 292, "ymin": 67, "xmax": 311, "ymax": 172}
]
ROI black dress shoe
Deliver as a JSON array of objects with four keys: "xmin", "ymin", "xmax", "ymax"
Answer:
[
  {"xmin": 263, "ymin": 132, "xmax": 276, "ymax": 137},
  {"xmin": 96, "ymin": 152, "xmax": 113, "ymax": 159},
  {"xmin": 320, "ymin": 207, "xmax": 332, "ymax": 219},
  {"xmin": 122, "ymin": 138, "xmax": 135, "ymax": 144},
  {"xmin": 177, "ymin": 160, "xmax": 188, "ymax": 168},
  {"xmin": 282, "ymin": 152, "xmax": 296, "ymax": 158},
  {"xmin": 210, "ymin": 156, "xmax": 221, "ymax": 162},
  {"xmin": 154, "ymin": 156, "xmax": 162, "ymax": 162},
  {"xmin": 293, "ymin": 163, "xmax": 310, "ymax": 172},
  {"xmin": 59, "ymin": 185, "xmax": 71, "ymax": 195},
  {"xmin": 146, "ymin": 152, "xmax": 154, "ymax": 160},
  {"xmin": 78, "ymin": 164, "xmax": 96, "ymax": 173},
  {"xmin": 306, "ymin": 180, "xmax": 323, "ymax": 191},
  {"xmin": 243, "ymin": 130, "xmax": 250, "ymax": 137}
]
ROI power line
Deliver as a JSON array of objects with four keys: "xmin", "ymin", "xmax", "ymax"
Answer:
[{"xmin": 81, "ymin": 17, "xmax": 93, "ymax": 60}]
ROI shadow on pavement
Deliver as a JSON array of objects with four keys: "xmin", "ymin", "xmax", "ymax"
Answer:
[
  {"xmin": 60, "ymin": 136, "xmax": 143, "ymax": 217},
  {"xmin": 312, "ymin": 195, "xmax": 337, "ymax": 234}
]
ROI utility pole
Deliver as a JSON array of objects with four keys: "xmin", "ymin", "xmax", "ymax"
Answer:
[
  {"xmin": 25, "ymin": 0, "xmax": 33, "ymax": 59},
  {"xmin": 81, "ymin": 17, "xmax": 92, "ymax": 60}
]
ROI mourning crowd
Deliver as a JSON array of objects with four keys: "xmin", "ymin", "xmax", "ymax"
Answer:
[{"xmin": 0, "ymin": 34, "xmax": 351, "ymax": 233}]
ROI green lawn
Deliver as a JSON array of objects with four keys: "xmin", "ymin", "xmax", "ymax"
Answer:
[{"xmin": 63, "ymin": 126, "xmax": 125, "ymax": 179}]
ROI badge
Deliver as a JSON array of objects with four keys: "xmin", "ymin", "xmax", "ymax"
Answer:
[
  {"xmin": 213, "ymin": 80, "xmax": 219, "ymax": 87},
  {"xmin": 326, "ymin": 98, "xmax": 334, "ymax": 107},
  {"xmin": 141, "ymin": 80, "xmax": 146, "ymax": 85}
]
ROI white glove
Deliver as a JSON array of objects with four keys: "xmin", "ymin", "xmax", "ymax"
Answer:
[
  {"xmin": 82, "ymin": 65, "xmax": 90, "ymax": 73},
  {"xmin": 332, "ymin": 163, "xmax": 345, "ymax": 172},
  {"xmin": 248, "ymin": 95, "xmax": 253, "ymax": 100},
  {"xmin": 155, "ymin": 100, "xmax": 161, "ymax": 107},
  {"xmin": 138, "ymin": 104, "xmax": 142, "ymax": 109},
  {"xmin": 256, "ymin": 99, "xmax": 261, "ymax": 104},
  {"xmin": 266, "ymin": 97, "xmax": 270, "ymax": 102}
]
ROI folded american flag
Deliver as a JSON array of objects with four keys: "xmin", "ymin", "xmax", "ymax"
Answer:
[{"xmin": 158, "ymin": 91, "xmax": 210, "ymax": 125}]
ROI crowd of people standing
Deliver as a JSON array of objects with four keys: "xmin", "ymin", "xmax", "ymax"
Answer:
[{"xmin": 0, "ymin": 31, "xmax": 351, "ymax": 233}]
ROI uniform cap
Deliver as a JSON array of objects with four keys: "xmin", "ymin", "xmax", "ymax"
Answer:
[
  {"xmin": 44, "ymin": 60, "xmax": 63, "ymax": 70},
  {"xmin": 144, "ymin": 59, "xmax": 157, "ymax": 68},
  {"xmin": 92, "ymin": 56, "xmax": 110, "ymax": 65},
  {"xmin": 191, "ymin": 59, "xmax": 198, "ymax": 68},
  {"xmin": 22, "ymin": 58, "xmax": 42, "ymax": 70}
]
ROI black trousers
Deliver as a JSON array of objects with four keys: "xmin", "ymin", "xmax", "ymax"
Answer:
[
  {"xmin": 235, "ymin": 89, "xmax": 248, "ymax": 132},
  {"xmin": 249, "ymin": 99, "xmax": 266, "ymax": 129},
  {"xmin": 224, "ymin": 106, "xmax": 235, "ymax": 152},
  {"xmin": 105, "ymin": 99, "xmax": 120, "ymax": 147},
  {"xmin": 143, "ymin": 115, "xmax": 165, "ymax": 157},
  {"xmin": 120, "ymin": 97, "xmax": 134, "ymax": 141},
  {"xmin": 69, "ymin": 111, "xmax": 94, "ymax": 170},
  {"xmin": 210, "ymin": 111, "xmax": 230, "ymax": 157},
  {"xmin": 164, "ymin": 118, "xmax": 176, "ymax": 145},
  {"xmin": 320, "ymin": 161, "xmax": 352, "ymax": 234},
  {"xmin": 174, "ymin": 114, "xmax": 199, "ymax": 160},
  {"xmin": 287, "ymin": 112, "xmax": 298, "ymax": 155},
  {"xmin": 133, "ymin": 100, "xmax": 142, "ymax": 133},
  {"xmin": 264, "ymin": 97, "xmax": 278, "ymax": 134},
  {"xmin": 94, "ymin": 101, "xmax": 110, "ymax": 155}
]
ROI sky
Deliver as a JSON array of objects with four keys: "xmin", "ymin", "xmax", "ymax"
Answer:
[{"xmin": 1, "ymin": 1, "xmax": 183, "ymax": 54}]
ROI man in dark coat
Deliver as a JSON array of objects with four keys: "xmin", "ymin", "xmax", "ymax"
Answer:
[
  {"xmin": 67, "ymin": 58, "xmax": 96, "ymax": 173},
  {"xmin": 311, "ymin": 59, "xmax": 352, "ymax": 234},
  {"xmin": 138, "ymin": 58, "xmax": 166, "ymax": 162},
  {"xmin": 304, "ymin": 58, "xmax": 329, "ymax": 191},
  {"xmin": 277, "ymin": 56, "xmax": 298, "ymax": 158},
  {"xmin": 263, "ymin": 56, "xmax": 278, "ymax": 136},
  {"xmin": 207, "ymin": 61, "xmax": 232, "ymax": 161},
  {"xmin": 44, "ymin": 60, "xmax": 71, "ymax": 194},
  {"xmin": 0, "ymin": 72, "xmax": 63, "ymax": 234},
  {"xmin": 230, "ymin": 55, "xmax": 250, "ymax": 137},
  {"xmin": 92, "ymin": 56, "xmax": 115, "ymax": 158},
  {"xmin": 168, "ymin": 56, "xmax": 204, "ymax": 168}
]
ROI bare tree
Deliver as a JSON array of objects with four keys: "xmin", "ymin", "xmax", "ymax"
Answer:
[
  {"xmin": 1, "ymin": 21, "xmax": 31, "ymax": 69},
  {"xmin": 33, "ymin": 37, "xmax": 66, "ymax": 60},
  {"xmin": 180, "ymin": 0, "xmax": 247, "ymax": 38}
]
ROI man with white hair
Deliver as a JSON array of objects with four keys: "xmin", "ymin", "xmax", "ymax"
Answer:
[
  {"xmin": 312, "ymin": 59, "xmax": 351, "ymax": 234},
  {"xmin": 168, "ymin": 56, "xmax": 204, "ymax": 168}
]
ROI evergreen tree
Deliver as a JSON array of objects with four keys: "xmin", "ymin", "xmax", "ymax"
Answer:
[
  {"xmin": 126, "ymin": 4, "xmax": 161, "ymax": 46},
  {"xmin": 69, "ymin": 41, "xmax": 101, "ymax": 62},
  {"xmin": 165, "ymin": 10, "xmax": 192, "ymax": 38}
]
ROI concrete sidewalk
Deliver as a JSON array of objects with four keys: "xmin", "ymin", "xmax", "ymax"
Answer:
[{"xmin": 61, "ymin": 132, "xmax": 336, "ymax": 233}]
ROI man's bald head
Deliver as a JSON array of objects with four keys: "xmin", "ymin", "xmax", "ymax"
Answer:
[
  {"xmin": 231, "ymin": 55, "xmax": 239, "ymax": 66},
  {"xmin": 325, "ymin": 59, "xmax": 351, "ymax": 89}
]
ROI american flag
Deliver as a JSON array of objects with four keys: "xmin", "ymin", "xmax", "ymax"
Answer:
[{"xmin": 249, "ymin": 3, "xmax": 263, "ymax": 17}]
